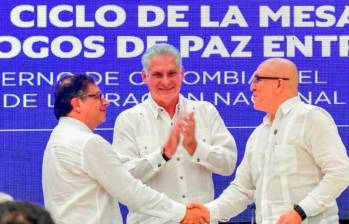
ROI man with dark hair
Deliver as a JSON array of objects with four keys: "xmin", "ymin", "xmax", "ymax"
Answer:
[
  {"xmin": 0, "ymin": 201, "xmax": 54, "ymax": 224},
  {"xmin": 42, "ymin": 74, "xmax": 209, "ymax": 224},
  {"xmin": 53, "ymin": 75, "xmax": 96, "ymax": 119}
]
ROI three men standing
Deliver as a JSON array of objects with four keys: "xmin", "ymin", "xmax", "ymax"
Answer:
[{"xmin": 43, "ymin": 44, "xmax": 349, "ymax": 224}]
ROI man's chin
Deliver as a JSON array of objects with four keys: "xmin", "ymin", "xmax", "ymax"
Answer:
[
  {"xmin": 98, "ymin": 116, "xmax": 107, "ymax": 126},
  {"xmin": 159, "ymin": 90, "xmax": 176, "ymax": 96},
  {"xmin": 155, "ymin": 95, "xmax": 178, "ymax": 104},
  {"xmin": 254, "ymin": 105, "xmax": 269, "ymax": 114},
  {"xmin": 253, "ymin": 104, "xmax": 262, "ymax": 111}
]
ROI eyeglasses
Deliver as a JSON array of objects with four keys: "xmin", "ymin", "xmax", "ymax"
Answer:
[
  {"xmin": 84, "ymin": 92, "xmax": 104, "ymax": 101},
  {"xmin": 252, "ymin": 74, "xmax": 290, "ymax": 84}
]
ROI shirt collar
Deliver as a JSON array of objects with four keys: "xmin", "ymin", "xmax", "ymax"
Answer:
[
  {"xmin": 263, "ymin": 96, "xmax": 301, "ymax": 125},
  {"xmin": 147, "ymin": 94, "xmax": 184, "ymax": 119},
  {"xmin": 278, "ymin": 95, "xmax": 301, "ymax": 115},
  {"xmin": 58, "ymin": 116, "xmax": 93, "ymax": 133}
]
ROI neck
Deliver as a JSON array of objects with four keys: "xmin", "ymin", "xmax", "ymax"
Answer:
[
  {"xmin": 267, "ymin": 112, "xmax": 275, "ymax": 121},
  {"xmin": 153, "ymin": 96, "xmax": 179, "ymax": 119},
  {"xmin": 68, "ymin": 113, "xmax": 95, "ymax": 131},
  {"xmin": 163, "ymin": 104, "xmax": 177, "ymax": 118},
  {"xmin": 267, "ymin": 105, "xmax": 279, "ymax": 121}
]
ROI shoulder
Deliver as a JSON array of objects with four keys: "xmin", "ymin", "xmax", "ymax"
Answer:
[
  {"xmin": 116, "ymin": 100, "xmax": 148, "ymax": 122},
  {"xmin": 296, "ymin": 102, "xmax": 335, "ymax": 124},
  {"xmin": 51, "ymin": 124, "xmax": 92, "ymax": 145},
  {"xmin": 85, "ymin": 133, "xmax": 110, "ymax": 149},
  {"xmin": 184, "ymin": 98, "xmax": 217, "ymax": 112}
]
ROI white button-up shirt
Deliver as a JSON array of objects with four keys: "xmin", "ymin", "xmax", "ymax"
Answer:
[
  {"xmin": 42, "ymin": 117, "xmax": 185, "ymax": 224},
  {"xmin": 206, "ymin": 96, "xmax": 349, "ymax": 224},
  {"xmin": 112, "ymin": 95, "xmax": 237, "ymax": 224}
]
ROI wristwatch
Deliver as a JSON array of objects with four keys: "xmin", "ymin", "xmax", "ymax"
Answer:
[
  {"xmin": 161, "ymin": 148, "xmax": 170, "ymax": 161},
  {"xmin": 294, "ymin": 204, "xmax": 307, "ymax": 220}
]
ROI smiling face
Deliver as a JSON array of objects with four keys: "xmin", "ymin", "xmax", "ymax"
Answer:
[
  {"xmin": 142, "ymin": 54, "xmax": 184, "ymax": 109},
  {"xmin": 77, "ymin": 83, "xmax": 109, "ymax": 130}
]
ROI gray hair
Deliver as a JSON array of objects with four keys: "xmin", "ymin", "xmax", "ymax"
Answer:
[{"xmin": 141, "ymin": 43, "xmax": 182, "ymax": 72}]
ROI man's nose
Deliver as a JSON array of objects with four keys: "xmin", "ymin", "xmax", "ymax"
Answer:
[
  {"xmin": 102, "ymin": 98, "xmax": 110, "ymax": 107},
  {"xmin": 250, "ymin": 81, "xmax": 256, "ymax": 92},
  {"xmin": 161, "ymin": 75, "xmax": 170, "ymax": 85}
]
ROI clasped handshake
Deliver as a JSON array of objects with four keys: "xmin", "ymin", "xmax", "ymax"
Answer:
[{"xmin": 181, "ymin": 202, "xmax": 210, "ymax": 224}]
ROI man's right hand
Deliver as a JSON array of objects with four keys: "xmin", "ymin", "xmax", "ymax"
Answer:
[
  {"xmin": 163, "ymin": 122, "xmax": 181, "ymax": 159},
  {"xmin": 181, "ymin": 202, "xmax": 210, "ymax": 224}
]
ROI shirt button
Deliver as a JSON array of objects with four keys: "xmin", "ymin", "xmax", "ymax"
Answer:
[
  {"xmin": 274, "ymin": 129, "xmax": 278, "ymax": 135},
  {"xmin": 182, "ymin": 195, "xmax": 186, "ymax": 199},
  {"xmin": 177, "ymin": 157, "xmax": 180, "ymax": 161},
  {"xmin": 196, "ymin": 158, "xmax": 200, "ymax": 162},
  {"xmin": 144, "ymin": 146, "xmax": 147, "ymax": 149},
  {"xmin": 171, "ymin": 122, "xmax": 174, "ymax": 126},
  {"xmin": 180, "ymin": 176, "xmax": 184, "ymax": 180},
  {"xmin": 157, "ymin": 163, "xmax": 161, "ymax": 167},
  {"xmin": 139, "ymin": 113, "xmax": 143, "ymax": 116},
  {"xmin": 202, "ymin": 138, "xmax": 206, "ymax": 142}
]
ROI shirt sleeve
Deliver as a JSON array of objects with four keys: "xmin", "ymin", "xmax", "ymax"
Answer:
[
  {"xmin": 81, "ymin": 134, "xmax": 186, "ymax": 223},
  {"xmin": 191, "ymin": 102, "xmax": 237, "ymax": 176},
  {"xmin": 205, "ymin": 130, "xmax": 256, "ymax": 222},
  {"xmin": 112, "ymin": 112, "xmax": 167, "ymax": 182},
  {"xmin": 298, "ymin": 108, "xmax": 349, "ymax": 217}
]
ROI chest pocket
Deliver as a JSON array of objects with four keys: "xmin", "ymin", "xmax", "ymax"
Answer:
[
  {"xmin": 136, "ymin": 136, "xmax": 159, "ymax": 157},
  {"xmin": 271, "ymin": 145, "xmax": 297, "ymax": 174},
  {"xmin": 196, "ymin": 128, "xmax": 211, "ymax": 145}
]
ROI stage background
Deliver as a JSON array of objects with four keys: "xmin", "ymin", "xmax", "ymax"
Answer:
[{"xmin": 0, "ymin": 0, "xmax": 348, "ymax": 222}]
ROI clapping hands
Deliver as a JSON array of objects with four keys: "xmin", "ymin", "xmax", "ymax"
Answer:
[{"xmin": 177, "ymin": 112, "xmax": 197, "ymax": 155}]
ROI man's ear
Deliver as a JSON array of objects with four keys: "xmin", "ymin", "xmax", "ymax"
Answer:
[
  {"xmin": 70, "ymin": 97, "xmax": 81, "ymax": 113},
  {"xmin": 141, "ymin": 70, "xmax": 148, "ymax": 84},
  {"xmin": 180, "ymin": 68, "xmax": 185, "ymax": 81},
  {"xmin": 276, "ymin": 79, "xmax": 285, "ymax": 94}
]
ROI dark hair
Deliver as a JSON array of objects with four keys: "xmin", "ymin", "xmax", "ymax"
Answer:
[
  {"xmin": 54, "ymin": 74, "xmax": 95, "ymax": 119},
  {"xmin": 0, "ymin": 201, "xmax": 54, "ymax": 224}
]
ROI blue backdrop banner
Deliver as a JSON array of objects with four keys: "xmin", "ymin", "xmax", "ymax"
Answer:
[{"xmin": 0, "ymin": 1, "xmax": 348, "ymax": 222}]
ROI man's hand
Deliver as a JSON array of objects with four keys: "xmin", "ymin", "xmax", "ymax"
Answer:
[
  {"xmin": 181, "ymin": 202, "xmax": 210, "ymax": 224},
  {"xmin": 163, "ymin": 122, "xmax": 181, "ymax": 158},
  {"xmin": 276, "ymin": 209, "xmax": 302, "ymax": 224},
  {"xmin": 178, "ymin": 112, "xmax": 197, "ymax": 155}
]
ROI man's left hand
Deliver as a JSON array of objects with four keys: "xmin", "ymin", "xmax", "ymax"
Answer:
[
  {"xmin": 277, "ymin": 209, "xmax": 302, "ymax": 224},
  {"xmin": 178, "ymin": 112, "xmax": 197, "ymax": 155},
  {"xmin": 181, "ymin": 202, "xmax": 210, "ymax": 224}
]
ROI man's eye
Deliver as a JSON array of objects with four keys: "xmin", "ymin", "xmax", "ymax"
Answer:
[
  {"xmin": 168, "ymin": 72, "xmax": 178, "ymax": 77},
  {"xmin": 152, "ymin": 73, "xmax": 162, "ymax": 77}
]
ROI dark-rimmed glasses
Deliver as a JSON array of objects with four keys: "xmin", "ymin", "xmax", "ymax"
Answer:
[
  {"xmin": 252, "ymin": 74, "xmax": 290, "ymax": 84},
  {"xmin": 83, "ymin": 92, "xmax": 104, "ymax": 101}
]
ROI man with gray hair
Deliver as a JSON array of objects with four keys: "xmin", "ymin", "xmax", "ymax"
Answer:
[{"xmin": 112, "ymin": 43, "xmax": 237, "ymax": 223}]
